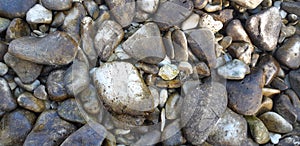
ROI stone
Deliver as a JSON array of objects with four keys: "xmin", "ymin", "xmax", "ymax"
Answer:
[
  {"xmin": 281, "ymin": 2, "xmax": 300, "ymax": 17},
  {"xmin": 194, "ymin": 62, "xmax": 211, "ymax": 77},
  {"xmin": 228, "ymin": 42, "xmax": 254, "ymax": 65},
  {"xmin": 8, "ymin": 31, "xmax": 78, "ymax": 65},
  {"xmin": 26, "ymin": 4, "xmax": 52, "ymax": 24},
  {"xmin": 273, "ymin": 94, "xmax": 297, "ymax": 124},
  {"xmin": 135, "ymin": 62, "xmax": 159, "ymax": 74},
  {"xmin": 181, "ymin": 81, "xmax": 227, "ymax": 145},
  {"xmin": 0, "ymin": 17, "xmax": 10, "ymax": 33},
  {"xmin": 279, "ymin": 24, "xmax": 296, "ymax": 43},
  {"xmin": 212, "ymin": 9, "xmax": 234, "ymax": 25},
  {"xmin": 58, "ymin": 98, "xmax": 85, "ymax": 124},
  {"xmin": 0, "ymin": 109, "xmax": 36, "ymax": 145},
  {"xmin": 41, "ymin": 0, "xmax": 72, "ymax": 10},
  {"xmin": 245, "ymin": 7, "xmax": 281, "ymax": 51},
  {"xmin": 193, "ymin": 0, "xmax": 208, "ymax": 9},
  {"xmin": 255, "ymin": 97, "xmax": 273, "ymax": 116},
  {"xmin": 217, "ymin": 59, "xmax": 250, "ymax": 80},
  {"xmin": 94, "ymin": 20, "xmax": 124, "ymax": 61},
  {"xmin": 77, "ymin": 84, "xmax": 102, "ymax": 115},
  {"xmin": 226, "ymin": 19, "xmax": 251, "ymax": 43},
  {"xmin": 166, "ymin": 93, "xmax": 182, "ymax": 120},
  {"xmin": 178, "ymin": 61, "xmax": 193, "ymax": 75},
  {"xmin": 172, "ymin": 29, "xmax": 189, "ymax": 62},
  {"xmin": 47, "ymin": 70, "xmax": 68, "ymax": 101},
  {"xmin": 226, "ymin": 68, "xmax": 265, "ymax": 115},
  {"xmin": 134, "ymin": 130, "xmax": 161, "ymax": 145},
  {"xmin": 220, "ymin": 36, "xmax": 232, "ymax": 49},
  {"xmin": 4, "ymin": 53, "xmax": 43, "ymax": 83},
  {"xmin": 290, "ymin": 69, "xmax": 300, "ymax": 98},
  {"xmin": 0, "ymin": 62, "xmax": 8, "ymax": 76},
  {"xmin": 24, "ymin": 110, "xmax": 77, "ymax": 146},
  {"xmin": 275, "ymin": 36, "xmax": 300, "ymax": 69},
  {"xmin": 137, "ymin": 0, "xmax": 159, "ymax": 14},
  {"xmin": 0, "ymin": 42, "xmax": 8, "ymax": 61},
  {"xmin": 153, "ymin": 0, "xmax": 193, "ymax": 29},
  {"xmin": 245, "ymin": 116, "xmax": 270, "ymax": 144},
  {"xmin": 285, "ymin": 89, "xmax": 300, "ymax": 122},
  {"xmin": 230, "ymin": 0, "xmax": 263, "ymax": 9},
  {"xmin": 199, "ymin": 13, "xmax": 223, "ymax": 33},
  {"xmin": 61, "ymin": 123, "xmax": 106, "ymax": 146},
  {"xmin": 33, "ymin": 85, "xmax": 48, "ymax": 100},
  {"xmin": 207, "ymin": 108, "xmax": 248, "ymax": 145},
  {"xmin": 269, "ymin": 132, "xmax": 281, "ymax": 144},
  {"xmin": 105, "ymin": 0, "xmax": 135, "ymax": 27},
  {"xmin": 0, "ymin": 78, "xmax": 17, "ymax": 113},
  {"xmin": 270, "ymin": 77, "xmax": 288, "ymax": 91},
  {"xmin": 17, "ymin": 92, "xmax": 45, "ymax": 113},
  {"xmin": 259, "ymin": 112, "xmax": 293, "ymax": 133},
  {"xmin": 186, "ymin": 28, "xmax": 216, "ymax": 68},
  {"xmin": 0, "ymin": 0, "xmax": 37, "ymax": 19},
  {"xmin": 262, "ymin": 88, "xmax": 280, "ymax": 97},
  {"xmin": 122, "ymin": 22, "xmax": 166, "ymax": 64},
  {"xmin": 181, "ymin": 13, "xmax": 200, "ymax": 30},
  {"xmin": 162, "ymin": 119, "xmax": 186, "ymax": 146},
  {"xmin": 163, "ymin": 31, "xmax": 175, "ymax": 59},
  {"xmin": 277, "ymin": 135, "xmax": 300, "ymax": 146},
  {"xmin": 258, "ymin": 55, "xmax": 280, "ymax": 85},
  {"xmin": 5, "ymin": 18, "xmax": 30, "ymax": 42},
  {"xmin": 83, "ymin": 0, "xmax": 100, "ymax": 20},
  {"xmin": 93, "ymin": 61, "xmax": 156, "ymax": 116},
  {"xmin": 51, "ymin": 12, "xmax": 65, "ymax": 27},
  {"xmin": 158, "ymin": 64, "xmax": 180, "ymax": 80},
  {"xmin": 14, "ymin": 77, "xmax": 40, "ymax": 92}
]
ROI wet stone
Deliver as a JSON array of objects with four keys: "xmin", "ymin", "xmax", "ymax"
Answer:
[
  {"xmin": 17, "ymin": 92, "xmax": 45, "ymax": 113},
  {"xmin": 217, "ymin": 59, "xmax": 250, "ymax": 80},
  {"xmin": 26, "ymin": 4, "xmax": 52, "ymax": 24},
  {"xmin": 105, "ymin": 0, "xmax": 135, "ymax": 27},
  {"xmin": 47, "ymin": 70, "xmax": 68, "ymax": 101},
  {"xmin": 245, "ymin": 116, "xmax": 270, "ymax": 144},
  {"xmin": 58, "ymin": 98, "xmax": 85, "ymax": 124},
  {"xmin": 275, "ymin": 36, "xmax": 300, "ymax": 69},
  {"xmin": 0, "ymin": 17, "xmax": 10, "ymax": 33},
  {"xmin": 0, "ymin": 77, "xmax": 17, "ymax": 113},
  {"xmin": 5, "ymin": 18, "xmax": 31, "ymax": 42},
  {"xmin": 0, "ymin": 0, "xmax": 37, "ymax": 19},
  {"xmin": 259, "ymin": 111, "xmax": 293, "ymax": 133},
  {"xmin": 41, "ymin": 0, "xmax": 72, "ymax": 10}
]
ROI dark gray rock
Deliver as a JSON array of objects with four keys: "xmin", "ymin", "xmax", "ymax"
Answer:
[
  {"xmin": 17, "ymin": 92, "xmax": 45, "ymax": 113},
  {"xmin": 105, "ymin": 0, "xmax": 135, "ymax": 27},
  {"xmin": 5, "ymin": 18, "xmax": 30, "ymax": 42},
  {"xmin": 0, "ymin": 77, "xmax": 17, "ymax": 113},
  {"xmin": 281, "ymin": 2, "xmax": 300, "ymax": 17},
  {"xmin": 47, "ymin": 70, "xmax": 68, "ymax": 101},
  {"xmin": 0, "ymin": 0, "xmax": 37, "ymax": 19},
  {"xmin": 58, "ymin": 98, "xmax": 85, "ymax": 124},
  {"xmin": 275, "ymin": 36, "xmax": 300, "ymax": 69},
  {"xmin": 258, "ymin": 55, "xmax": 280, "ymax": 85},
  {"xmin": 162, "ymin": 119, "xmax": 186, "ymax": 146},
  {"xmin": 41, "ymin": 0, "xmax": 72, "ymax": 11}
]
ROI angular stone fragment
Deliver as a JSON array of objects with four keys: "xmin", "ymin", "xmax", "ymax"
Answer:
[
  {"xmin": 228, "ymin": 42, "xmax": 253, "ymax": 65},
  {"xmin": 258, "ymin": 55, "xmax": 280, "ymax": 85},
  {"xmin": 0, "ymin": 0, "xmax": 37, "ymax": 19},
  {"xmin": 172, "ymin": 29, "xmax": 189, "ymax": 62},
  {"xmin": 105, "ymin": 0, "xmax": 135, "ymax": 27},
  {"xmin": 275, "ymin": 36, "xmax": 300, "ymax": 69},
  {"xmin": 226, "ymin": 19, "xmax": 251, "ymax": 43},
  {"xmin": 41, "ymin": 0, "xmax": 72, "ymax": 10}
]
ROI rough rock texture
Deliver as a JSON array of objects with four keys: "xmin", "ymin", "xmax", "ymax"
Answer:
[
  {"xmin": 275, "ymin": 36, "xmax": 300, "ymax": 69},
  {"xmin": 105, "ymin": 0, "xmax": 135, "ymax": 27},
  {"xmin": 245, "ymin": 116, "xmax": 270, "ymax": 144},
  {"xmin": 0, "ymin": 0, "xmax": 37, "ymax": 19},
  {"xmin": 57, "ymin": 98, "xmax": 85, "ymax": 124},
  {"xmin": 17, "ymin": 92, "xmax": 45, "ymax": 113},
  {"xmin": 47, "ymin": 70, "xmax": 68, "ymax": 101},
  {"xmin": 0, "ymin": 78, "xmax": 17, "ymax": 113}
]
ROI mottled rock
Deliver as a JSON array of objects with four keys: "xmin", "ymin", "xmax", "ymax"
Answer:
[
  {"xmin": 226, "ymin": 19, "xmax": 251, "ymax": 43},
  {"xmin": 258, "ymin": 55, "xmax": 280, "ymax": 85},
  {"xmin": 162, "ymin": 119, "xmax": 186, "ymax": 146},
  {"xmin": 4, "ymin": 53, "xmax": 42, "ymax": 83},
  {"xmin": 137, "ymin": 0, "xmax": 159, "ymax": 14},
  {"xmin": 259, "ymin": 112, "xmax": 293, "ymax": 133},
  {"xmin": 58, "ymin": 98, "xmax": 85, "ymax": 124},
  {"xmin": 24, "ymin": 110, "xmax": 77, "ymax": 146},
  {"xmin": 122, "ymin": 22, "xmax": 166, "ymax": 64},
  {"xmin": 245, "ymin": 116, "xmax": 270, "ymax": 144},
  {"xmin": 217, "ymin": 59, "xmax": 250, "ymax": 80},
  {"xmin": 0, "ymin": 17, "xmax": 10, "ymax": 33},
  {"xmin": 5, "ymin": 18, "xmax": 30, "ymax": 42},
  {"xmin": 228, "ymin": 42, "xmax": 254, "ymax": 65},
  {"xmin": 230, "ymin": 0, "xmax": 263, "ymax": 9},
  {"xmin": 199, "ymin": 13, "xmax": 223, "ymax": 33},
  {"xmin": 17, "ymin": 92, "xmax": 45, "ymax": 113},
  {"xmin": 83, "ymin": 0, "xmax": 100, "ymax": 20},
  {"xmin": 77, "ymin": 84, "xmax": 102, "ymax": 115},
  {"xmin": 94, "ymin": 20, "xmax": 124, "ymax": 61},
  {"xmin": 281, "ymin": 2, "xmax": 300, "ymax": 17},
  {"xmin": 273, "ymin": 94, "xmax": 297, "ymax": 124},
  {"xmin": 0, "ymin": 62, "xmax": 8, "ymax": 76},
  {"xmin": 194, "ymin": 62, "xmax": 211, "ymax": 77},
  {"xmin": 0, "ymin": 109, "xmax": 36, "ymax": 145},
  {"xmin": 26, "ymin": 4, "xmax": 52, "ymax": 24},
  {"xmin": 277, "ymin": 135, "xmax": 300, "ymax": 146},
  {"xmin": 0, "ymin": 78, "xmax": 17, "ymax": 112},
  {"xmin": 33, "ymin": 85, "xmax": 48, "ymax": 100},
  {"xmin": 135, "ymin": 62, "xmax": 159, "ymax": 74},
  {"xmin": 245, "ymin": 7, "xmax": 281, "ymax": 51},
  {"xmin": 105, "ymin": 0, "xmax": 135, "ymax": 27},
  {"xmin": 275, "ymin": 36, "xmax": 300, "ymax": 69},
  {"xmin": 227, "ymin": 68, "xmax": 265, "ymax": 115},
  {"xmin": 14, "ymin": 77, "xmax": 40, "ymax": 92},
  {"xmin": 0, "ymin": 0, "xmax": 37, "ymax": 19},
  {"xmin": 47, "ymin": 70, "xmax": 68, "ymax": 101},
  {"xmin": 41, "ymin": 0, "xmax": 72, "ymax": 10},
  {"xmin": 290, "ymin": 69, "xmax": 300, "ymax": 98},
  {"xmin": 172, "ymin": 29, "xmax": 189, "ymax": 62},
  {"xmin": 181, "ymin": 81, "xmax": 227, "ymax": 145},
  {"xmin": 8, "ymin": 31, "xmax": 78, "ymax": 65},
  {"xmin": 181, "ymin": 13, "xmax": 200, "ymax": 30},
  {"xmin": 158, "ymin": 64, "xmax": 179, "ymax": 81}
]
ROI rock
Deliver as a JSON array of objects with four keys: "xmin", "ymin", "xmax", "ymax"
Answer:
[
  {"xmin": 93, "ymin": 61, "xmax": 155, "ymax": 116},
  {"xmin": 5, "ymin": 18, "xmax": 30, "ymax": 42},
  {"xmin": 207, "ymin": 108, "xmax": 248, "ymax": 145},
  {"xmin": 33, "ymin": 85, "xmax": 48, "ymax": 100},
  {"xmin": 0, "ymin": 78, "xmax": 17, "ymax": 113},
  {"xmin": 26, "ymin": 4, "xmax": 52, "ymax": 24},
  {"xmin": 181, "ymin": 13, "xmax": 200, "ymax": 30},
  {"xmin": 14, "ymin": 77, "xmax": 40, "ymax": 92},
  {"xmin": 51, "ymin": 12, "xmax": 65, "ymax": 27},
  {"xmin": 0, "ymin": 17, "xmax": 10, "ymax": 33},
  {"xmin": 259, "ymin": 112, "xmax": 293, "ymax": 133},
  {"xmin": 193, "ymin": 0, "xmax": 208, "ymax": 9},
  {"xmin": 17, "ymin": 92, "xmax": 45, "ymax": 113},
  {"xmin": 41, "ymin": 0, "xmax": 72, "ymax": 11},
  {"xmin": 94, "ymin": 20, "xmax": 124, "ymax": 61},
  {"xmin": 163, "ymin": 31, "xmax": 175, "ymax": 59},
  {"xmin": 137, "ymin": 0, "xmax": 159, "ymax": 14},
  {"xmin": 186, "ymin": 29, "xmax": 216, "ymax": 68},
  {"xmin": 122, "ymin": 22, "xmax": 166, "ymax": 64},
  {"xmin": 277, "ymin": 135, "xmax": 300, "ymax": 146},
  {"xmin": 279, "ymin": 24, "xmax": 296, "ymax": 43},
  {"xmin": 275, "ymin": 36, "xmax": 300, "ymax": 69},
  {"xmin": 226, "ymin": 19, "xmax": 251, "ymax": 43},
  {"xmin": 0, "ymin": 62, "xmax": 8, "ymax": 76},
  {"xmin": 0, "ymin": 0, "xmax": 37, "ymax": 19},
  {"xmin": 255, "ymin": 97, "xmax": 273, "ymax": 116},
  {"xmin": 166, "ymin": 93, "xmax": 182, "ymax": 120},
  {"xmin": 135, "ymin": 62, "xmax": 159, "ymax": 74},
  {"xmin": 269, "ymin": 132, "xmax": 281, "ymax": 144},
  {"xmin": 220, "ymin": 36, "xmax": 232, "ymax": 49},
  {"xmin": 58, "ymin": 98, "xmax": 85, "ymax": 124},
  {"xmin": 178, "ymin": 61, "xmax": 193, "ymax": 75},
  {"xmin": 83, "ymin": 0, "xmax": 100, "ymax": 20},
  {"xmin": 8, "ymin": 31, "xmax": 78, "ymax": 65},
  {"xmin": 212, "ymin": 9, "xmax": 234, "ymax": 25},
  {"xmin": 258, "ymin": 55, "xmax": 280, "ymax": 85},
  {"xmin": 217, "ymin": 59, "xmax": 250, "ymax": 80},
  {"xmin": 47, "ymin": 70, "xmax": 68, "ymax": 101},
  {"xmin": 156, "ymin": 79, "xmax": 181, "ymax": 88},
  {"xmin": 77, "ymin": 84, "xmax": 102, "ymax": 115},
  {"xmin": 290, "ymin": 69, "xmax": 300, "ymax": 98},
  {"xmin": 24, "ymin": 110, "xmax": 77, "ymax": 146},
  {"xmin": 270, "ymin": 77, "xmax": 288, "ymax": 91},
  {"xmin": 281, "ymin": 2, "xmax": 300, "ymax": 17},
  {"xmin": 273, "ymin": 94, "xmax": 297, "ymax": 124},
  {"xmin": 245, "ymin": 116, "xmax": 270, "ymax": 144},
  {"xmin": 284, "ymin": 90, "xmax": 300, "ymax": 122},
  {"xmin": 0, "ymin": 109, "xmax": 36, "ymax": 145},
  {"xmin": 61, "ymin": 123, "xmax": 106, "ymax": 146},
  {"xmin": 181, "ymin": 81, "xmax": 227, "ymax": 145},
  {"xmin": 105, "ymin": 0, "xmax": 135, "ymax": 27},
  {"xmin": 172, "ymin": 29, "xmax": 189, "ymax": 62},
  {"xmin": 162, "ymin": 119, "xmax": 186, "ymax": 146},
  {"xmin": 0, "ymin": 43, "xmax": 8, "ymax": 62},
  {"xmin": 4, "ymin": 53, "xmax": 43, "ymax": 83},
  {"xmin": 158, "ymin": 64, "xmax": 180, "ymax": 81},
  {"xmin": 199, "ymin": 13, "xmax": 223, "ymax": 33},
  {"xmin": 230, "ymin": 0, "xmax": 263, "ymax": 9},
  {"xmin": 245, "ymin": 7, "xmax": 281, "ymax": 51},
  {"xmin": 134, "ymin": 130, "xmax": 161, "ymax": 145},
  {"xmin": 153, "ymin": 0, "xmax": 193, "ymax": 29},
  {"xmin": 228, "ymin": 42, "xmax": 254, "ymax": 65},
  {"xmin": 194, "ymin": 62, "xmax": 211, "ymax": 77},
  {"xmin": 226, "ymin": 68, "xmax": 265, "ymax": 115},
  {"xmin": 262, "ymin": 88, "xmax": 280, "ymax": 97}
]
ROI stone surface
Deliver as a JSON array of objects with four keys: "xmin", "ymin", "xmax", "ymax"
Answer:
[
  {"xmin": 4, "ymin": 53, "xmax": 42, "ymax": 84},
  {"xmin": 58, "ymin": 98, "xmax": 85, "ymax": 124},
  {"xmin": 0, "ymin": 62, "xmax": 8, "ymax": 76},
  {"xmin": 94, "ymin": 20, "xmax": 124, "ymax": 61},
  {"xmin": 165, "ymin": 93, "xmax": 182, "ymax": 120},
  {"xmin": 47, "ymin": 70, "xmax": 68, "ymax": 101},
  {"xmin": 208, "ymin": 108, "xmax": 248, "ymax": 145},
  {"xmin": 256, "ymin": 97, "xmax": 273, "ymax": 116},
  {"xmin": 259, "ymin": 112, "xmax": 293, "ymax": 133},
  {"xmin": 230, "ymin": 0, "xmax": 263, "ymax": 9},
  {"xmin": 228, "ymin": 42, "xmax": 254, "ymax": 65},
  {"xmin": 51, "ymin": 12, "xmax": 65, "ymax": 27},
  {"xmin": 134, "ymin": 130, "xmax": 161, "ymax": 145},
  {"xmin": 258, "ymin": 55, "xmax": 280, "ymax": 85},
  {"xmin": 227, "ymin": 68, "xmax": 265, "ymax": 115},
  {"xmin": 158, "ymin": 64, "xmax": 179, "ymax": 81},
  {"xmin": 290, "ymin": 69, "xmax": 300, "ymax": 98},
  {"xmin": 8, "ymin": 31, "xmax": 78, "ymax": 65},
  {"xmin": 5, "ymin": 18, "xmax": 30, "ymax": 42},
  {"xmin": 281, "ymin": 2, "xmax": 300, "ymax": 17},
  {"xmin": 0, "ymin": 109, "xmax": 36, "ymax": 145},
  {"xmin": 33, "ymin": 85, "xmax": 48, "ymax": 100},
  {"xmin": 277, "ymin": 135, "xmax": 300, "ymax": 146},
  {"xmin": 181, "ymin": 81, "xmax": 227, "ymax": 145},
  {"xmin": 245, "ymin": 7, "xmax": 281, "ymax": 51},
  {"xmin": 212, "ymin": 9, "xmax": 234, "ymax": 25},
  {"xmin": 14, "ymin": 77, "xmax": 40, "ymax": 92},
  {"xmin": 122, "ymin": 22, "xmax": 166, "ymax": 64},
  {"xmin": 245, "ymin": 116, "xmax": 270, "ymax": 144},
  {"xmin": 41, "ymin": 0, "xmax": 72, "ymax": 11},
  {"xmin": 77, "ymin": 84, "xmax": 102, "ymax": 115},
  {"xmin": 199, "ymin": 13, "xmax": 223, "ymax": 33},
  {"xmin": 0, "ymin": 0, "xmax": 37, "ymax": 19},
  {"xmin": 193, "ymin": 0, "xmax": 208, "ymax": 9},
  {"xmin": 137, "ymin": 0, "xmax": 159, "ymax": 14},
  {"xmin": 105, "ymin": 0, "xmax": 135, "ymax": 27},
  {"xmin": 162, "ymin": 119, "xmax": 186, "ymax": 146},
  {"xmin": 275, "ymin": 36, "xmax": 300, "ymax": 69},
  {"xmin": 181, "ymin": 13, "xmax": 200, "ymax": 30},
  {"xmin": 0, "ymin": 77, "xmax": 17, "ymax": 113},
  {"xmin": 172, "ymin": 29, "xmax": 189, "ymax": 62},
  {"xmin": 26, "ymin": 4, "xmax": 52, "ymax": 24},
  {"xmin": 17, "ymin": 92, "xmax": 45, "ymax": 113},
  {"xmin": 0, "ymin": 17, "xmax": 10, "ymax": 33},
  {"xmin": 269, "ymin": 132, "xmax": 281, "ymax": 144},
  {"xmin": 83, "ymin": 0, "xmax": 100, "ymax": 20},
  {"xmin": 273, "ymin": 94, "xmax": 297, "ymax": 124},
  {"xmin": 217, "ymin": 59, "xmax": 250, "ymax": 80},
  {"xmin": 24, "ymin": 110, "xmax": 77, "ymax": 146},
  {"xmin": 0, "ymin": 43, "xmax": 8, "ymax": 62},
  {"xmin": 93, "ymin": 61, "xmax": 155, "ymax": 116},
  {"xmin": 194, "ymin": 62, "xmax": 211, "ymax": 77},
  {"xmin": 226, "ymin": 19, "xmax": 251, "ymax": 43}
]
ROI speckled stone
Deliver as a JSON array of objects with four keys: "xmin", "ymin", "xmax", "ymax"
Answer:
[
  {"xmin": 58, "ymin": 98, "xmax": 85, "ymax": 124},
  {"xmin": 245, "ymin": 116, "xmax": 270, "ymax": 144},
  {"xmin": 259, "ymin": 112, "xmax": 293, "ymax": 133},
  {"xmin": 158, "ymin": 64, "xmax": 180, "ymax": 81}
]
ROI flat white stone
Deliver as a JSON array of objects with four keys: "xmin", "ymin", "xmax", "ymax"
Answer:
[
  {"xmin": 26, "ymin": 4, "xmax": 52, "ymax": 24},
  {"xmin": 158, "ymin": 64, "xmax": 179, "ymax": 80}
]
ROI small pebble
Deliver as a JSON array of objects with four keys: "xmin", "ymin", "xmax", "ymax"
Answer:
[{"xmin": 158, "ymin": 64, "xmax": 179, "ymax": 81}]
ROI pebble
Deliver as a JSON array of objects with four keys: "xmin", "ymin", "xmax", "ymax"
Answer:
[
  {"xmin": 226, "ymin": 19, "xmax": 251, "ymax": 43},
  {"xmin": 275, "ymin": 36, "xmax": 300, "ymax": 69},
  {"xmin": 172, "ymin": 29, "xmax": 189, "ymax": 62},
  {"xmin": 47, "ymin": 70, "xmax": 68, "ymax": 101},
  {"xmin": 277, "ymin": 135, "xmax": 300, "ymax": 146},
  {"xmin": 135, "ymin": 62, "xmax": 159, "ymax": 74},
  {"xmin": 199, "ymin": 13, "xmax": 223, "ymax": 33},
  {"xmin": 245, "ymin": 7, "xmax": 281, "ymax": 51},
  {"xmin": 0, "ymin": 77, "xmax": 17, "ymax": 113},
  {"xmin": 245, "ymin": 116, "xmax": 270, "ymax": 144},
  {"xmin": 26, "ymin": 4, "xmax": 52, "ymax": 24},
  {"xmin": 58, "ymin": 98, "xmax": 85, "ymax": 124},
  {"xmin": 162, "ymin": 119, "xmax": 186, "ymax": 145},
  {"xmin": 262, "ymin": 88, "xmax": 280, "ymax": 97},
  {"xmin": 0, "ymin": 17, "xmax": 10, "ymax": 33},
  {"xmin": 281, "ymin": 2, "xmax": 300, "ymax": 17},
  {"xmin": 93, "ymin": 61, "xmax": 155, "ymax": 116},
  {"xmin": 0, "ymin": 0, "xmax": 36, "ymax": 19},
  {"xmin": 163, "ymin": 31, "xmax": 175, "ymax": 59},
  {"xmin": 41, "ymin": 0, "xmax": 72, "ymax": 10},
  {"xmin": 269, "ymin": 132, "xmax": 281, "ymax": 144},
  {"xmin": 230, "ymin": 0, "xmax": 263, "ymax": 9},
  {"xmin": 255, "ymin": 97, "xmax": 273, "ymax": 116},
  {"xmin": 194, "ymin": 62, "xmax": 211, "ymax": 77},
  {"xmin": 83, "ymin": 0, "xmax": 100, "ymax": 20},
  {"xmin": 193, "ymin": 0, "xmax": 208, "ymax": 9},
  {"xmin": 51, "ymin": 12, "xmax": 65, "ymax": 27},
  {"xmin": 213, "ymin": 9, "xmax": 234, "ymax": 25},
  {"xmin": 5, "ymin": 18, "xmax": 30, "ymax": 42},
  {"xmin": 159, "ymin": 64, "xmax": 179, "ymax": 81},
  {"xmin": 178, "ymin": 61, "xmax": 193, "ymax": 75},
  {"xmin": 228, "ymin": 42, "xmax": 254, "ymax": 65},
  {"xmin": 204, "ymin": 4, "xmax": 222, "ymax": 12},
  {"xmin": 270, "ymin": 77, "xmax": 288, "ymax": 91},
  {"xmin": 17, "ymin": 92, "xmax": 45, "ymax": 113},
  {"xmin": 220, "ymin": 36, "xmax": 232, "ymax": 49},
  {"xmin": 105, "ymin": 0, "xmax": 135, "ymax": 27},
  {"xmin": 273, "ymin": 94, "xmax": 297, "ymax": 124},
  {"xmin": 24, "ymin": 110, "xmax": 77, "ymax": 146},
  {"xmin": 259, "ymin": 112, "xmax": 293, "ymax": 133},
  {"xmin": 137, "ymin": 0, "xmax": 159, "ymax": 14},
  {"xmin": 217, "ymin": 59, "xmax": 250, "ymax": 80},
  {"xmin": 258, "ymin": 55, "xmax": 280, "ymax": 85},
  {"xmin": 134, "ymin": 130, "xmax": 161, "ymax": 145},
  {"xmin": 14, "ymin": 77, "xmax": 40, "ymax": 92},
  {"xmin": 8, "ymin": 31, "xmax": 78, "ymax": 65},
  {"xmin": 166, "ymin": 93, "xmax": 182, "ymax": 120},
  {"xmin": 279, "ymin": 24, "xmax": 296, "ymax": 43},
  {"xmin": 122, "ymin": 22, "xmax": 166, "ymax": 64},
  {"xmin": 226, "ymin": 68, "xmax": 264, "ymax": 115},
  {"xmin": 285, "ymin": 89, "xmax": 300, "ymax": 122},
  {"xmin": 0, "ymin": 62, "xmax": 8, "ymax": 76},
  {"xmin": 4, "ymin": 53, "xmax": 43, "ymax": 83},
  {"xmin": 77, "ymin": 84, "xmax": 102, "ymax": 115},
  {"xmin": 289, "ymin": 69, "xmax": 300, "ymax": 98},
  {"xmin": 0, "ymin": 109, "xmax": 36, "ymax": 145},
  {"xmin": 33, "ymin": 85, "xmax": 48, "ymax": 100},
  {"xmin": 181, "ymin": 13, "xmax": 200, "ymax": 30}
]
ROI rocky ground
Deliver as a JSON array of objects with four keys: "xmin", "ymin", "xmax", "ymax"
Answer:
[{"xmin": 0, "ymin": 0, "xmax": 300, "ymax": 145}]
